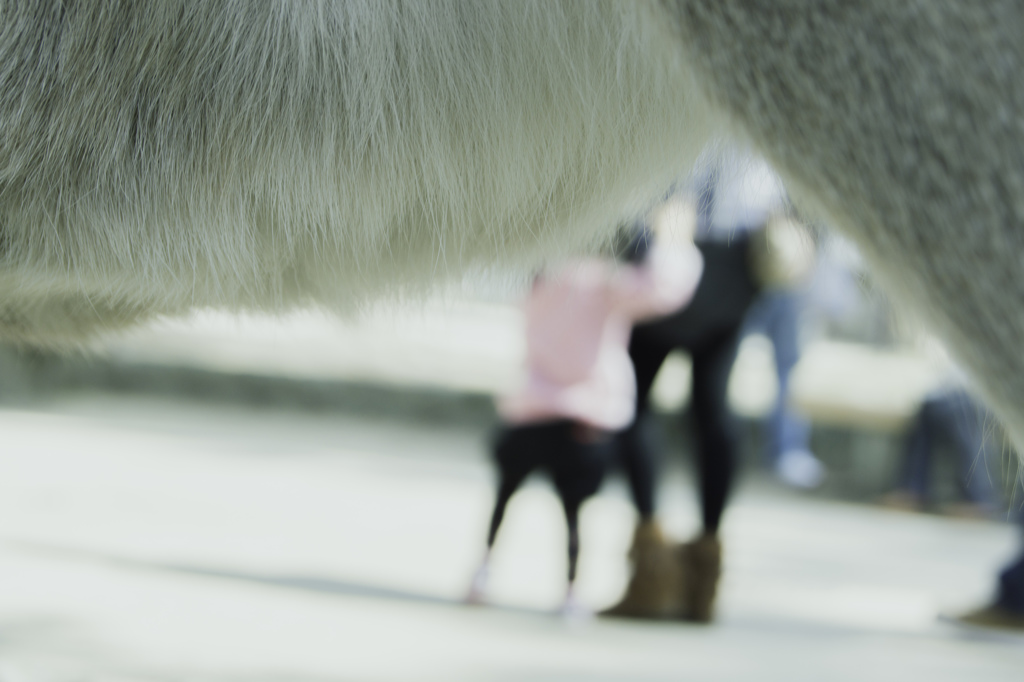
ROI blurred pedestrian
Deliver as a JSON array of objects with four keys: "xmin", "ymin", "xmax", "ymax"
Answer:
[
  {"xmin": 467, "ymin": 221, "xmax": 703, "ymax": 615},
  {"xmin": 882, "ymin": 384, "xmax": 1000, "ymax": 517},
  {"xmin": 603, "ymin": 145, "xmax": 816, "ymax": 622},
  {"xmin": 743, "ymin": 215, "xmax": 821, "ymax": 488}
]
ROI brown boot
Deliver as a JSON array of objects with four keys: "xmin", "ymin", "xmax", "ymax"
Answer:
[
  {"xmin": 677, "ymin": 533, "xmax": 722, "ymax": 623},
  {"xmin": 600, "ymin": 520, "xmax": 685, "ymax": 619}
]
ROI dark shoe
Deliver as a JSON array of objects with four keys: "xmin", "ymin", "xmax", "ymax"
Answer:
[
  {"xmin": 678, "ymin": 533, "xmax": 721, "ymax": 623},
  {"xmin": 956, "ymin": 604, "xmax": 1024, "ymax": 632},
  {"xmin": 878, "ymin": 490, "xmax": 925, "ymax": 513},
  {"xmin": 601, "ymin": 520, "xmax": 685, "ymax": 619}
]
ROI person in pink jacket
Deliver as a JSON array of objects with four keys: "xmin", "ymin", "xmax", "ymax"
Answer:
[{"xmin": 468, "ymin": 225, "xmax": 703, "ymax": 615}]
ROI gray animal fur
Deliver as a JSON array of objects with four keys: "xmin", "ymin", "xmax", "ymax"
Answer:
[
  {"xmin": 2, "ymin": 1, "xmax": 1024, "ymax": 450},
  {"xmin": 666, "ymin": 0, "xmax": 1024, "ymax": 448},
  {"xmin": 0, "ymin": 1, "xmax": 707, "ymax": 340}
]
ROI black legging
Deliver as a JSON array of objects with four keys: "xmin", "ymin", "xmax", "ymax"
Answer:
[
  {"xmin": 617, "ymin": 237, "xmax": 760, "ymax": 534},
  {"xmin": 487, "ymin": 420, "xmax": 613, "ymax": 583}
]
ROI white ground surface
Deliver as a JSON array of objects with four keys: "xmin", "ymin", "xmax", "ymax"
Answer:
[{"xmin": 0, "ymin": 394, "xmax": 1021, "ymax": 681}]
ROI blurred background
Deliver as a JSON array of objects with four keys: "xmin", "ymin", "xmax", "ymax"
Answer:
[{"xmin": 1, "ymin": 160, "xmax": 1023, "ymax": 680}]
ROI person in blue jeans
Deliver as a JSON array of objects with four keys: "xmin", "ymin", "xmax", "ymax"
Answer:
[
  {"xmin": 742, "ymin": 287, "xmax": 824, "ymax": 489},
  {"xmin": 886, "ymin": 386, "xmax": 1000, "ymax": 515}
]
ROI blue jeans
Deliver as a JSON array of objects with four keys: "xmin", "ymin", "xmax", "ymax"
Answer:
[
  {"xmin": 743, "ymin": 290, "xmax": 811, "ymax": 464},
  {"xmin": 899, "ymin": 388, "xmax": 998, "ymax": 509}
]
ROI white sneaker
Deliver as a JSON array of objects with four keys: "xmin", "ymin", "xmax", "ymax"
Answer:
[
  {"xmin": 559, "ymin": 587, "xmax": 593, "ymax": 621},
  {"xmin": 465, "ymin": 559, "xmax": 490, "ymax": 605},
  {"xmin": 775, "ymin": 449, "xmax": 826, "ymax": 489}
]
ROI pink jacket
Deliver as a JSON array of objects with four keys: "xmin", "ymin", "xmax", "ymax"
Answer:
[{"xmin": 499, "ymin": 243, "xmax": 703, "ymax": 431}]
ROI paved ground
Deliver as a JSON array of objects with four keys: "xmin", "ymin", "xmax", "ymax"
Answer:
[
  {"xmin": 0, "ymin": 393, "xmax": 1021, "ymax": 682},
  {"xmin": 90, "ymin": 301, "xmax": 947, "ymax": 426}
]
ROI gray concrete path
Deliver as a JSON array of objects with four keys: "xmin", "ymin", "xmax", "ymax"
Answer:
[
  {"xmin": 91, "ymin": 301, "xmax": 946, "ymax": 426},
  {"xmin": 0, "ymin": 394, "xmax": 1020, "ymax": 681}
]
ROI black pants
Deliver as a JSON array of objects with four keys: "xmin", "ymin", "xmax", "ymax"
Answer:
[
  {"xmin": 998, "ymin": 531, "xmax": 1024, "ymax": 614},
  {"xmin": 487, "ymin": 420, "xmax": 613, "ymax": 582},
  {"xmin": 618, "ymin": 238, "xmax": 760, "ymax": 534}
]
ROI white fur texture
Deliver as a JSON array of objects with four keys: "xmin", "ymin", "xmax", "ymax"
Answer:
[
  {"xmin": 3, "ymin": 1, "xmax": 1024, "ymax": 455},
  {"xmin": 667, "ymin": 1, "xmax": 1024, "ymax": 449},
  {"xmin": 0, "ymin": 1, "xmax": 707, "ymax": 341}
]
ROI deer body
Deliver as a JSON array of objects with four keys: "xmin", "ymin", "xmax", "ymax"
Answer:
[{"xmin": 2, "ymin": 0, "xmax": 1023, "ymax": 448}]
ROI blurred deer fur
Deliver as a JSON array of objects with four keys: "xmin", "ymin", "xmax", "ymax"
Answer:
[
  {"xmin": 0, "ymin": 2, "xmax": 708, "ymax": 342},
  {"xmin": 3, "ymin": 2, "xmax": 1024, "ymax": 448}
]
